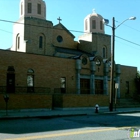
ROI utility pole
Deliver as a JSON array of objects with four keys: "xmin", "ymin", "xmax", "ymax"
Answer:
[{"xmin": 109, "ymin": 17, "xmax": 115, "ymax": 111}]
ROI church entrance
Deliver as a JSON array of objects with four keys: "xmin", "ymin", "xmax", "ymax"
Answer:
[
  {"xmin": 95, "ymin": 80, "xmax": 103, "ymax": 94},
  {"xmin": 80, "ymin": 78, "xmax": 90, "ymax": 94}
]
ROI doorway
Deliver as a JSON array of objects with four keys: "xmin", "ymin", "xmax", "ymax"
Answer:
[{"xmin": 6, "ymin": 66, "xmax": 15, "ymax": 93}]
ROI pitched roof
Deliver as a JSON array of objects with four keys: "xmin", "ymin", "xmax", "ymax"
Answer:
[{"xmin": 54, "ymin": 23, "xmax": 75, "ymax": 38}]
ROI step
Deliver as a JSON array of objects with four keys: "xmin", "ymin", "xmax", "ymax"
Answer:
[{"xmin": 114, "ymin": 98, "xmax": 140, "ymax": 108}]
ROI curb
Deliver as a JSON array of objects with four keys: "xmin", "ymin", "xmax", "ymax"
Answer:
[{"xmin": 0, "ymin": 109, "xmax": 139, "ymax": 120}]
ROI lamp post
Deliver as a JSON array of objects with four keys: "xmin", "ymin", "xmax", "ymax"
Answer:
[{"xmin": 104, "ymin": 16, "xmax": 136, "ymax": 111}]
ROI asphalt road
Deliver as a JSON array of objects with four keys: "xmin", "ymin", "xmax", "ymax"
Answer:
[{"xmin": 0, "ymin": 112, "xmax": 140, "ymax": 140}]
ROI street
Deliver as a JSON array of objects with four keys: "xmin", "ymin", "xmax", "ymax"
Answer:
[{"xmin": 0, "ymin": 112, "xmax": 140, "ymax": 140}]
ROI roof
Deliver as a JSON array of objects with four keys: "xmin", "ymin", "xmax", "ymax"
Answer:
[
  {"xmin": 53, "ymin": 45, "xmax": 95, "ymax": 58},
  {"xmin": 54, "ymin": 23, "xmax": 75, "ymax": 38}
]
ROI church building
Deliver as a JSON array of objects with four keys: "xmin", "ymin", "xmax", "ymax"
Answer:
[{"xmin": 0, "ymin": 0, "xmax": 137, "ymax": 110}]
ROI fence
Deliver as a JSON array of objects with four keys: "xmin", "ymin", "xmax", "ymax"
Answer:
[
  {"xmin": 0, "ymin": 86, "xmax": 51, "ymax": 94},
  {"xmin": 0, "ymin": 86, "xmax": 105, "ymax": 95}
]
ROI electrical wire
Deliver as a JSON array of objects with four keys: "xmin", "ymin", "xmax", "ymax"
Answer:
[{"xmin": 0, "ymin": 18, "xmax": 140, "ymax": 48}]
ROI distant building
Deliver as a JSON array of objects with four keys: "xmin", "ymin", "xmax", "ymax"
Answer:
[{"xmin": 0, "ymin": 0, "xmax": 137, "ymax": 110}]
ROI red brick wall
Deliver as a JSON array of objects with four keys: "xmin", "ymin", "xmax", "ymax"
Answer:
[
  {"xmin": 0, "ymin": 50, "xmax": 76, "ymax": 92},
  {"xmin": 120, "ymin": 65, "xmax": 137, "ymax": 98},
  {"xmin": 53, "ymin": 94, "xmax": 109, "ymax": 108},
  {"xmin": 0, "ymin": 93, "xmax": 52, "ymax": 110}
]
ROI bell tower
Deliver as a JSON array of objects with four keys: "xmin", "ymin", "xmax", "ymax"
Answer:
[
  {"xmin": 11, "ymin": 0, "xmax": 51, "ymax": 53},
  {"xmin": 20, "ymin": 0, "xmax": 46, "ymax": 19},
  {"xmin": 78, "ymin": 10, "xmax": 111, "ymax": 59},
  {"xmin": 84, "ymin": 10, "xmax": 105, "ymax": 34}
]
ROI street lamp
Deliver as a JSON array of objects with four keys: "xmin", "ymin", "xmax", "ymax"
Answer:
[{"xmin": 104, "ymin": 16, "xmax": 136, "ymax": 111}]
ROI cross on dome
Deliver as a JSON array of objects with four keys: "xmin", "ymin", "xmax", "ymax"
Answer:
[{"xmin": 92, "ymin": 9, "xmax": 96, "ymax": 13}]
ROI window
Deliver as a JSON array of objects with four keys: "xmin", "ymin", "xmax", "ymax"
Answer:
[
  {"xmin": 16, "ymin": 34, "xmax": 20, "ymax": 50},
  {"xmin": 85, "ymin": 19, "xmax": 88, "ymax": 30},
  {"xmin": 126, "ymin": 81, "xmax": 129, "ymax": 94},
  {"xmin": 100, "ymin": 21, "xmax": 103, "ymax": 30},
  {"xmin": 37, "ymin": 3, "xmax": 41, "ymax": 14},
  {"xmin": 103, "ymin": 47, "xmax": 106, "ymax": 58},
  {"xmin": 82, "ymin": 57, "xmax": 87, "ymax": 65},
  {"xmin": 7, "ymin": 66, "xmax": 15, "ymax": 93},
  {"xmin": 21, "ymin": 3, "xmax": 23, "ymax": 15},
  {"xmin": 92, "ymin": 20, "xmax": 96, "ymax": 29},
  {"xmin": 27, "ymin": 69, "xmax": 34, "ymax": 92},
  {"xmin": 57, "ymin": 35, "xmax": 63, "ymax": 43},
  {"xmin": 60, "ymin": 77, "xmax": 66, "ymax": 93},
  {"xmin": 28, "ymin": 3, "xmax": 32, "ymax": 13},
  {"xmin": 39, "ymin": 36, "xmax": 43, "ymax": 48},
  {"xmin": 39, "ymin": 34, "xmax": 45, "ymax": 49}
]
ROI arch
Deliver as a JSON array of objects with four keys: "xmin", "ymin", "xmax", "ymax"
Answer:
[
  {"xmin": 93, "ymin": 56, "xmax": 103, "ymax": 66},
  {"xmin": 16, "ymin": 33, "xmax": 20, "ymax": 51},
  {"xmin": 80, "ymin": 54, "xmax": 89, "ymax": 65},
  {"xmin": 27, "ymin": 1, "xmax": 32, "ymax": 13},
  {"xmin": 27, "ymin": 68, "xmax": 34, "ymax": 92},
  {"xmin": 37, "ymin": 2, "xmax": 41, "ymax": 14},
  {"xmin": 85, "ymin": 19, "xmax": 88, "ymax": 31},
  {"xmin": 92, "ymin": 20, "xmax": 96, "ymax": 29},
  {"xmin": 39, "ymin": 33, "xmax": 45, "ymax": 49},
  {"xmin": 7, "ymin": 66, "xmax": 15, "ymax": 93}
]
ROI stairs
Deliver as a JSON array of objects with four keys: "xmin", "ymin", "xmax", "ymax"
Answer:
[{"xmin": 114, "ymin": 98, "xmax": 140, "ymax": 108}]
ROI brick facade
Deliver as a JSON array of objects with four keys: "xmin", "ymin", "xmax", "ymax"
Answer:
[{"xmin": 0, "ymin": 0, "xmax": 138, "ymax": 110}]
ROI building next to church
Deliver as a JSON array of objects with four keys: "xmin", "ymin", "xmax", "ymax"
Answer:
[{"xmin": 0, "ymin": 0, "xmax": 137, "ymax": 110}]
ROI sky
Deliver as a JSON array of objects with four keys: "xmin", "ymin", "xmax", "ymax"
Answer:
[{"xmin": 0, "ymin": 0, "xmax": 140, "ymax": 70}]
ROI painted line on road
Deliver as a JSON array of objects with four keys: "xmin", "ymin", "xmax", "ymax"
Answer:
[{"xmin": 5, "ymin": 126, "xmax": 131, "ymax": 140}]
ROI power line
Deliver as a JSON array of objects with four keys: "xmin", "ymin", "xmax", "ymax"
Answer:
[
  {"xmin": 115, "ymin": 35, "xmax": 140, "ymax": 47},
  {"xmin": 0, "ymin": 19, "xmax": 85, "ymax": 34},
  {"xmin": 115, "ymin": 20, "xmax": 140, "ymax": 33},
  {"xmin": 0, "ymin": 18, "xmax": 140, "ymax": 48}
]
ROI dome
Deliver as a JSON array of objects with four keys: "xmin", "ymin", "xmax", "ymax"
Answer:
[
  {"xmin": 84, "ymin": 10, "xmax": 105, "ymax": 34},
  {"xmin": 19, "ymin": 0, "xmax": 46, "ymax": 20}
]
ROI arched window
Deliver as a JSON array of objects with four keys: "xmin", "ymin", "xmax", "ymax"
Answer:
[
  {"xmin": 16, "ymin": 34, "xmax": 20, "ymax": 50},
  {"xmin": 92, "ymin": 20, "xmax": 96, "ymax": 29},
  {"xmin": 100, "ymin": 20, "xmax": 103, "ymax": 30},
  {"xmin": 39, "ymin": 34, "xmax": 45, "ymax": 49},
  {"xmin": 39, "ymin": 36, "xmax": 43, "ymax": 48},
  {"xmin": 103, "ymin": 46, "xmax": 107, "ymax": 59},
  {"xmin": 27, "ymin": 69, "xmax": 34, "ymax": 92},
  {"xmin": 37, "ymin": 3, "xmax": 41, "ymax": 14},
  {"xmin": 28, "ymin": 2, "xmax": 32, "ymax": 13},
  {"xmin": 85, "ymin": 19, "xmax": 88, "ymax": 30},
  {"xmin": 7, "ymin": 66, "xmax": 15, "ymax": 93}
]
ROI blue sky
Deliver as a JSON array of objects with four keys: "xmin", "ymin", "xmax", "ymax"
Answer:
[{"xmin": 0, "ymin": 0, "xmax": 140, "ymax": 70}]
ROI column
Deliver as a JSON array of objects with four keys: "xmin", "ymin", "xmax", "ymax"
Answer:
[
  {"xmin": 76, "ymin": 59, "xmax": 81, "ymax": 94},
  {"xmin": 103, "ymin": 63, "xmax": 109, "ymax": 95},
  {"xmin": 90, "ymin": 61, "xmax": 96, "ymax": 94}
]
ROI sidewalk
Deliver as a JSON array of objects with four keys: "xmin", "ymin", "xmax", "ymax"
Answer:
[{"xmin": 0, "ymin": 107, "xmax": 140, "ymax": 119}]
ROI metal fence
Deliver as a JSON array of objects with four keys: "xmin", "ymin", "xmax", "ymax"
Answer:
[
  {"xmin": 0, "ymin": 86, "xmax": 104, "ymax": 94},
  {"xmin": 0, "ymin": 86, "xmax": 51, "ymax": 94}
]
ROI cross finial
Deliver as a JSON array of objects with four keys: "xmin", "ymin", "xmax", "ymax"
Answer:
[
  {"xmin": 92, "ymin": 9, "xmax": 96, "ymax": 13},
  {"xmin": 57, "ymin": 17, "xmax": 62, "ymax": 23}
]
